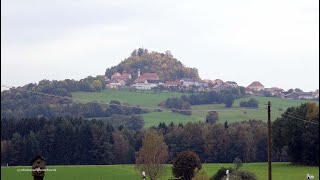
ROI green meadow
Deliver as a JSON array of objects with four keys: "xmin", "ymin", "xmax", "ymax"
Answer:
[
  {"xmin": 1, "ymin": 162, "xmax": 318, "ymax": 180},
  {"xmin": 72, "ymin": 89, "xmax": 188, "ymax": 108},
  {"xmin": 72, "ymin": 90, "xmax": 315, "ymax": 127}
]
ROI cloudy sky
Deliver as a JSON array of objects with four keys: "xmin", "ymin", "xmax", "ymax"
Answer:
[{"xmin": 1, "ymin": 0, "xmax": 319, "ymax": 91}]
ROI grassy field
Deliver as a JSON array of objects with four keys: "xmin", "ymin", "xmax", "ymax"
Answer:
[
  {"xmin": 72, "ymin": 89, "xmax": 188, "ymax": 108},
  {"xmin": 1, "ymin": 162, "xmax": 318, "ymax": 180},
  {"xmin": 72, "ymin": 90, "xmax": 315, "ymax": 127}
]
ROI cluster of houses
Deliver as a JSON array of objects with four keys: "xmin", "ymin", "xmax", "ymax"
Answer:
[
  {"xmin": 105, "ymin": 69, "xmax": 213, "ymax": 91},
  {"xmin": 245, "ymin": 81, "xmax": 319, "ymax": 100},
  {"xmin": 105, "ymin": 70, "xmax": 241, "ymax": 92},
  {"xmin": 104, "ymin": 70, "xmax": 319, "ymax": 100}
]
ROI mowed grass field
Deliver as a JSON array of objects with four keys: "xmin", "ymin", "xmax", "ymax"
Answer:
[
  {"xmin": 72, "ymin": 89, "xmax": 315, "ymax": 127},
  {"xmin": 1, "ymin": 162, "xmax": 318, "ymax": 180}
]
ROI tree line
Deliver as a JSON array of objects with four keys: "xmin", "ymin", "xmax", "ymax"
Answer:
[
  {"xmin": 161, "ymin": 87, "xmax": 246, "ymax": 114},
  {"xmin": 25, "ymin": 76, "xmax": 107, "ymax": 94},
  {"xmin": 1, "ymin": 103, "xmax": 318, "ymax": 166},
  {"xmin": 1, "ymin": 117, "xmax": 143, "ymax": 165},
  {"xmin": 0, "ymin": 118, "xmax": 268, "ymax": 166}
]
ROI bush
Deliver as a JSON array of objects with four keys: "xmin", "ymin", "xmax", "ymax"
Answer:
[
  {"xmin": 210, "ymin": 167, "xmax": 256, "ymax": 180},
  {"xmin": 210, "ymin": 167, "xmax": 234, "ymax": 180},
  {"xmin": 154, "ymin": 108, "xmax": 163, "ymax": 112},
  {"xmin": 171, "ymin": 109, "xmax": 192, "ymax": 115},
  {"xmin": 165, "ymin": 97, "xmax": 191, "ymax": 115},
  {"xmin": 229, "ymin": 170, "xmax": 257, "ymax": 180},
  {"xmin": 239, "ymin": 98, "xmax": 258, "ymax": 108}
]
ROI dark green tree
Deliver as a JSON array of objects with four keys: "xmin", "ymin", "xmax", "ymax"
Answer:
[
  {"xmin": 172, "ymin": 151, "xmax": 202, "ymax": 180},
  {"xmin": 224, "ymin": 94, "xmax": 234, "ymax": 108},
  {"xmin": 206, "ymin": 111, "xmax": 219, "ymax": 124}
]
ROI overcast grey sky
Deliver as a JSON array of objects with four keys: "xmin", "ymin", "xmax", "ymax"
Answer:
[{"xmin": 1, "ymin": 0, "xmax": 319, "ymax": 91}]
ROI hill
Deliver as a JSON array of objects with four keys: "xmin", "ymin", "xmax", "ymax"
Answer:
[{"xmin": 105, "ymin": 48, "xmax": 200, "ymax": 81}]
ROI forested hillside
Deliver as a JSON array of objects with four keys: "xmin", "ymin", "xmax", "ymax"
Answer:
[{"xmin": 105, "ymin": 48, "xmax": 200, "ymax": 81}]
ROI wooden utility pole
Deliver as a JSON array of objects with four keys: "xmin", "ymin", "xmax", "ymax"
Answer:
[{"xmin": 267, "ymin": 101, "xmax": 272, "ymax": 180}]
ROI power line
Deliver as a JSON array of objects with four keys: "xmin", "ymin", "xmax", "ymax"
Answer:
[
  {"xmin": 262, "ymin": 103, "xmax": 318, "ymax": 124},
  {"xmin": 282, "ymin": 113, "xmax": 319, "ymax": 125},
  {"xmin": 270, "ymin": 104, "xmax": 319, "ymax": 125}
]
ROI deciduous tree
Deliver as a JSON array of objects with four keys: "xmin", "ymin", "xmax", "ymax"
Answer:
[{"xmin": 136, "ymin": 130, "xmax": 168, "ymax": 180}]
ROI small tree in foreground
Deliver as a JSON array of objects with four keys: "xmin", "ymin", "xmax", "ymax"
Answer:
[
  {"xmin": 172, "ymin": 151, "xmax": 202, "ymax": 180},
  {"xmin": 135, "ymin": 130, "xmax": 168, "ymax": 180}
]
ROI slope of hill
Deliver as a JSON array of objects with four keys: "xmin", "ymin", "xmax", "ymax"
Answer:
[
  {"xmin": 105, "ymin": 48, "xmax": 200, "ymax": 81},
  {"xmin": 72, "ymin": 89, "xmax": 189, "ymax": 108},
  {"xmin": 72, "ymin": 90, "xmax": 315, "ymax": 127}
]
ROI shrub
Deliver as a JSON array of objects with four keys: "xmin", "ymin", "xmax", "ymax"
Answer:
[
  {"xmin": 239, "ymin": 98, "xmax": 258, "ymax": 108},
  {"xmin": 210, "ymin": 167, "xmax": 234, "ymax": 180},
  {"xmin": 171, "ymin": 109, "xmax": 192, "ymax": 115},
  {"xmin": 210, "ymin": 167, "xmax": 256, "ymax": 180},
  {"xmin": 229, "ymin": 170, "xmax": 257, "ymax": 180}
]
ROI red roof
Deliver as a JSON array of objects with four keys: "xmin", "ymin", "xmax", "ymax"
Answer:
[
  {"xmin": 247, "ymin": 81, "xmax": 264, "ymax": 88},
  {"xmin": 111, "ymin": 73, "xmax": 121, "ymax": 79},
  {"xmin": 271, "ymin": 87, "xmax": 283, "ymax": 91},
  {"xmin": 165, "ymin": 80, "xmax": 180, "ymax": 86},
  {"xmin": 202, "ymin": 79, "xmax": 211, "ymax": 83},
  {"xmin": 111, "ymin": 72, "xmax": 131, "ymax": 80},
  {"xmin": 135, "ymin": 73, "xmax": 159, "ymax": 83},
  {"xmin": 245, "ymin": 88, "xmax": 253, "ymax": 92}
]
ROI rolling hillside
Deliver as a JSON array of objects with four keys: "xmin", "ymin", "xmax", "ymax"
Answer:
[{"xmin": 71, "ymin": 89, "xmax": 315, "ymax": 127}]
